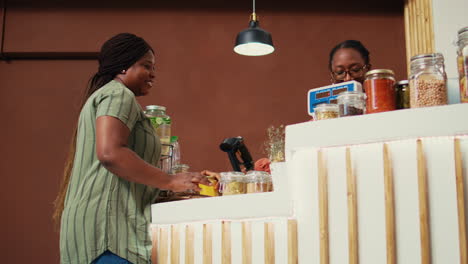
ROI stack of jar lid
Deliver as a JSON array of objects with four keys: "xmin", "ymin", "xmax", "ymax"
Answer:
[{"xmin": 218, "ymin": 171, "xmax": 273, "ymax": 196}]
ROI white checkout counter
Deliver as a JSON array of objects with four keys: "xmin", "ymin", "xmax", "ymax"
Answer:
[{"xmin": 151, "ymin": 104, "xmax": 468, "ymax": 264}]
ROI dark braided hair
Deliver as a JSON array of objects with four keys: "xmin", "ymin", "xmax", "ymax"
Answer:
[
  {"xmin": 53, "ymin": 33, "xmax": 153, "ymax": 229},
  {"xmin": 328, "ymin": 40, "xmax": 370, "ymax": 70},
  {"xmin": 83, "ymin": 33, "xmax": 153, "ymax": 107}
]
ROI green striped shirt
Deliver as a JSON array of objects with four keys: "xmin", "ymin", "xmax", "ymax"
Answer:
[{"xmin": 60, "ymin": 80, "xmax": 161, "ymax": 264}]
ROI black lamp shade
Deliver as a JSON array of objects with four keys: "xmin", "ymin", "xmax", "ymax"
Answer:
[{"xmin": 234, "ymin": 20, "xmax": 274, "ymax": 56}]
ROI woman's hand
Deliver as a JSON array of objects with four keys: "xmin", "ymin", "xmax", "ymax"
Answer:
[
  {"xmin": 169, "ymin": 172, "xmax": 210, "ymax": 192},
  {"xmin": 200, "ymin": 170, "xmax": 221, "ymax": 190}
]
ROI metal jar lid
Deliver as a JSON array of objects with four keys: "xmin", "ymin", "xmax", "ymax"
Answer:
[
  {"xmin": 410, "ymin": 53, "xmax": 444, "ymax": 62},
  {"xmin": 397, "ymin": 80, "xmax": 409, "ymax": 86},
  {"xmin": 145, "ymin": 105, "xmax": 166, "ymax": 111},
  {"xmin": 364, "ymin": 69, "xmax": 395, "ymax": 78},
  {"xmin": 337, "ymin": 91, "xmax": 366, "ymax": 100},
  {"xmin": 458, "ymin": 26, "xmax": 468, "ymax": 35},
  {"xmin": 458, "ymin": 26, "xmax": 468, "ymax": 41},
  {"xmin": 220, "ymin": 171, "xmax": 245, "ymax": 182},
  {"xmin": 314, "ymin": 103, "xmax": 339, "ymax": 111}
]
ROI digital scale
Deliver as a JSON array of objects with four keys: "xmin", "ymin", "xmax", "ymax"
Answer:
[{"xmin": 307, "ymin": 80, "xmax": 363, "ymax": 116}]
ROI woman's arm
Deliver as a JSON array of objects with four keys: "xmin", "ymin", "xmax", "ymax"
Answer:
[{"xmin": 96, "ymin": 115, "xmax": 208, "ymax": 192}]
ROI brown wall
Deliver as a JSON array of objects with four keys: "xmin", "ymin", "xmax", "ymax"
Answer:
[{"xmin": 0, "ymin": 1, "xmax": 405, "ymax": 262}]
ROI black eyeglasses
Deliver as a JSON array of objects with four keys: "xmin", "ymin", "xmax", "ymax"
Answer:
[{"xmin": 331, "ymin": 65, "xmax": 369, "ymax": 81}]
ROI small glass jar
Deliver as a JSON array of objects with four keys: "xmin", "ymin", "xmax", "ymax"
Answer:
[
  {"xmin": 364, "ymin": 69, "xmax": 396, "ymax": 114},
  {"xmin": 171, "ymin": 164, "xmax": 189, "ymax": 174},
  {"xmin": 395, "ymin": 80, "xmax": 410, "ymax": 109},
  {"xmin": 245, "ymin": 171, "xmax": 261, "ymax": 193},
  {"xmin": 409, "ymin": 53, "xmax": 447, "ymax": 108},
  {"xmin": 219, "ymin": 171, "xmax": 245, "ymax": 195},
  {"xmin": 245, "ymin": 171, "xmax": 272, "ymax": 193},
  {"xmin": 457, "ymin": 27, "xmax": 468, "ymax": 103},
  {"xmin": 264, "ymin": 173, "xmax": 273, "ymax": 192},
  {"xmin": 314, "ymin": 103, "xmax": 339, "ymax": 120},
  {"xmin": 337, "ymin": 91, "xmax": 366, "ymax": 117},
  {"xmin": 144, "ymin": 105, "xmax": 172, "ymax": 156}
]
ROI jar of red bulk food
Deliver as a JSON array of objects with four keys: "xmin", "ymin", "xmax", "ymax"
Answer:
[
  {"xmin": 457, "ymin": 27, "xmax": 468, "ymax": 103},
  {"xmin": 409, "ymin": 53, "xmax": 447, "ymax": 108},
  {"xmin": 364, "ymin": 69, "xmax": 396, "ymax": 113}
]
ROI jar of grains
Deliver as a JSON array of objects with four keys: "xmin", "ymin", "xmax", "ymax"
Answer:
[
  {"xmin": 264, "ymin": 173, "xmax": 273, "ymax": 192},
  {"xmin": 457, "ymin": 26, "xmax": 468, "ymax": 103},
  {"xmin": 219, "ymin": 171, "xmax": 245, "ymax": 195},
  {"xmin": 337, "ymin": 91, "xmax": 366, "ymax": 117},
  {"xmin": 364, "ymin": 69, "xmax": 396, "ymax": 113},
  {"xmin": 395, "ymin": 80, "xmax": 410, "ymax": 109},
  {"xmin": 409, "ymin": 53, "xmax": 447, "ymax": 108},
  {"xmin": 314, "ymin": 103, "xmax": 339, "ymax": 120},
  {"xmin": 245, "ymin": 171, "xmax": 273, "ymax": 193}
]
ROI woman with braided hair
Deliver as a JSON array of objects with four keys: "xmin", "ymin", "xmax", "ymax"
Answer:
[{"xmin": 53, "ymin": 33, "xmax": 210, "ymax": 264}]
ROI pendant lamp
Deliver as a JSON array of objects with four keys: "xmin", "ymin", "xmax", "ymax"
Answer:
[{"xmin": 234, "ymin": 0, "xmax": 274, "ymax": 56}]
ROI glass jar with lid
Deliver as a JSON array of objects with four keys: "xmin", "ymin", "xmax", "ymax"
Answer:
[
  {"xmin": 409, "ymin": 53, "xmax": 447, "ymax": 108},
  {"xmin": 264, "ymin": 173, "xmax": 273, "ymax": 192},
  {"xmin": 314, "ymin": 103, "xmax": 339, "ymax": 120},
  {"xmin": 337, "ymin": 91, "xmax": 366, "ymax": 117},
  {"xmin": 457, "ymin": 26, "xmax": 468, "ymax": 103},
  {"xmin": 219, "ymin": 171, "xmax": 245, "ymax": 195},
  {"xmin": 364, "ymin": 69, "xmax": 396, "ymax": 114},
  {"xmin": 171, "ymin": 164, "xmax": 189, "ymax": 174},
  {"xmin": 144, "ymin": 105, "xmax": 172, "ymax": 155},
  {"xmin": 245, "ymin": 171, "xmax": 272, "ymax": 193},
  {"xmin": 395, "ymin": 80, "xmax": 410, "ymax": 109}
]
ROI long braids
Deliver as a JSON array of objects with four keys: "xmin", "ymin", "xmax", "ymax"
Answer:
[{"xmin": 53, "ymin": 33, "xmax": 152, "ymax": 229}]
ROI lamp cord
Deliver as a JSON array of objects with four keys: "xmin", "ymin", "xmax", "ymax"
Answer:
[{"xmin": 253, "ymin": 0, "xmax": 255, "ymax": 14}]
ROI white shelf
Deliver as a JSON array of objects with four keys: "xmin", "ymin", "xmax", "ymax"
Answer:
[
  {"xmin": 151, "ymin": 163, "xmax": 290, "ymax": 225},
  {"xmin": 286, "ymin": 104, "xmax": 468, "ymax": 158}
]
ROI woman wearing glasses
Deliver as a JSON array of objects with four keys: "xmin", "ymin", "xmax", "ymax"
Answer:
[{"xmin": 329, "ymin": 40, "xmax": 371, "ymax": 85}]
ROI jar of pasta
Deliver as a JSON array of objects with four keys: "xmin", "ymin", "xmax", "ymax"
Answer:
[
  {"xmin": 264, "ymin": 173, "xmax": 273, "ymax": 192},
  {"xmin": 245, "ymin": 171, "xmax": 272, "ymax": 193},
  {"xmin": 457, "ymin": 27, "xmax": 468, "ymax": 103},
  {"xmin": 219, "ymin": 171, "xmax": 245, "ymax": 195},
  {"xmin": 364, "ymin": 69, "xmax": 396, "ymax": 113},
  {"xmin": 409, "ymin": 53, "xmax": 447, "ymax": 108},
  {"xmin": 314, "ymin": 103, "xmax": 339, "ymax": 120}
]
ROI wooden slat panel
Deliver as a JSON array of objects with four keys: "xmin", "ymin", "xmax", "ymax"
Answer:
[
  {"xmin": 242, "ymin": 222, "xmax": 252, "ymax": 264},
  {"xmin": 318, "ymin": 150, "xmax": 329, "ymax": 264},
  {"xmin": 346, "ymin": 148, "xmax": 359, "ymax": 264},
  {"xmin": 454, "ymin": 139, "xmax": 468, "ymax": 264},
  {"xmin": 404, "ymin": 0, "xmax": 435, "ymax": 68},
  {"xmin": 408, "ymin": 0, "xmax": 416, "ymax": 58},
  {"xmin": 203, "ymin": 224, "xmax": 213, "ymax": 264},
  {"xmin": 222, "ymin": 221, "xmax": 231, "ymax": 264},
  {"xmin": 288, "ymin": 219, "xmax": 298, "ymax": 264},
  {"xmin": 417, "ymin": 140, "xmax": 432, "ymax": 264},
  {"xmin": 186, "ymin": 225, "xmax": 195, "ymax": 264},
  {"xmin": 264, "ymin": 222, "xmax": 275, "ymax": 264},
  {"xmin": 159, "ymin": 227, "xmax": 169, "ymax": 264},
  {"xmin": 423, "ymin": 0, "xmax": 434, "ymax": 53},
  {"xmin": 171, "ymin": 225, "xmax": 180, "ymax": 264},
  {"xmin": 151, "ymin": 225, "xmax": 159, "ymax": 264},
  {"xmin": 404, "ymin": 0, "xmax": 412, "ymax": 74},
  {"xmin": 414, "ymin": 0, "xmax": 423, "ymax": 53},
  {"xmin": 383, "ymin": 144, "xmax": 396, "ymax": 264}
]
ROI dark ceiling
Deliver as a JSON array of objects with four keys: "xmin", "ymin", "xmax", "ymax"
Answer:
[{"xmin": 4, "ymin": 0, "xmax": 405, "ymax": 13}]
